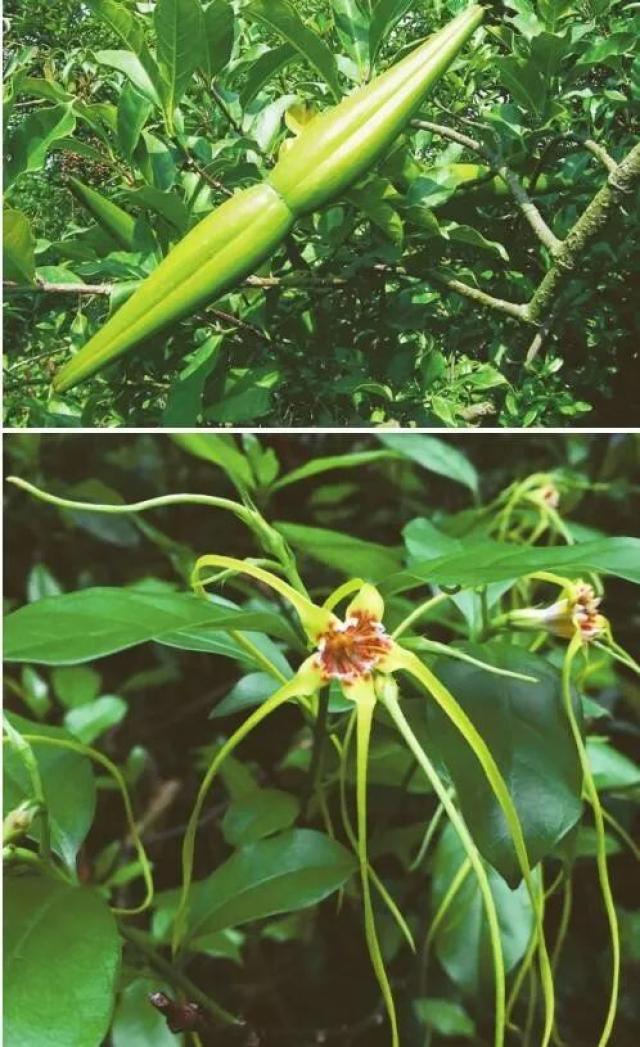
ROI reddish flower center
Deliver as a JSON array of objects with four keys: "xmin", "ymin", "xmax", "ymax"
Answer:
[{"xmin": 315, "ymin": 613, "xmax": 392, "ymax": 682}]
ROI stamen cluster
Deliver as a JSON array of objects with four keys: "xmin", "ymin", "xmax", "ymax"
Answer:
[{"xmin": 315, "ymin": 613, "xmax": 392, "ymax": 683}]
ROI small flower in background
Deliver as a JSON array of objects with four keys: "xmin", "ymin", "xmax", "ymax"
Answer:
[
  {"xmin": 506, "ymin": 579, "xmax": 607, "ymax": 643},
  {"xmin": 533, "ymin": 482, "xmax": 561, "ymax": 509}
]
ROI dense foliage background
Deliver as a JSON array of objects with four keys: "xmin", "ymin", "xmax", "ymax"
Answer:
[
  {"xmin": 4, "ymin": 1, "xmax": 639, "ymax": 427},
  {"xmin": 4, "ymin": 432, "xmax": 640, "ymax": 1046}
]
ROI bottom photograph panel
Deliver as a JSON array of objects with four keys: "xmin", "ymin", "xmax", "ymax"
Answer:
[{"xmin": 3, "ymin": 432, "xmax": 640, "ymax": 1047}]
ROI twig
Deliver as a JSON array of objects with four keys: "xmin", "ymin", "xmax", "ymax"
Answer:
[
  {"xmin": 524, "ymin": 311, "xmax": 557, "ymax": 366},
  {"xmin": 412, "ymin": 119, "xmax": 562, "ymax": 253},
  {"xmin": 4, "ymin": 279, "xmax": 113, "ymax": 295},
  {"xmin": 211, "ymin": 83, "xmax": 245, "ymax": 138},
  {"xmin": 119, "ymin": 924, "xmax": 244, "ymax": 1028},
  {"xmin": 425, "ymin": 269, "xmax": 530, "ymax": 321}
]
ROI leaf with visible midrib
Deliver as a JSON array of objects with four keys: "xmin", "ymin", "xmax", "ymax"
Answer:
[
  {"xmin": 427, "ymin": 643, "xmax": 583, "ymax": 885},
  {"xmin": 4, "ymin": 712, "xmax": 96, "ymax": 869},
  {"xmin": 3, "ymin": 587, "xmax": 298, "ymax": 664},
  {"xmin": 155, "ymin": 0, "xmax": 203, "ymax": 129},
  {"xmin": 248, "ymin": 0, "xmax": 342, "ymax": 101},
  {"xmin": 382, "ymin": 535, "xmax": 640, "ymax": 594},
  {"xmin": 5, "ymin": 877, "xmax": 120, "ymax": 1047},
  {"xmin": 3, "ymin": 209, "xmax": 36, "ymax": 284},
  {"xmin": 182, "ymin": 829, "xmax": 357, "ymax": 939}
]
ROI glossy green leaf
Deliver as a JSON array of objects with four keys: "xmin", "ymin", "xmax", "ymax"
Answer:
[
  {"xmin": 184, "ymin": 829, "xmax": 357, "ymax": 939},
  {"xmin": 383, "ymin": 536, "xmax": 640, "ymax": 594},
  {"xmin": 414, "ymin": 997, "xmax": 476, "ymax": 1038},
  {"xmin": 64, "ymin": 695, "xmax": 128, "ymax": 744},
  {"xmin": 426, "ymin": 644, "xmax": 583, "ymax": 885},
  {"xmin": 4, "ymin": 588, "xmax": 297, "ymax": 664},
  {"xmin": 5, "ymin": 104, "xmax": 76, "ymax": 187},
  {"xmin": 210, "ymin": 671, "xmax": 278, "ymax": 718},
  {"xmin": 117, "ymin": 81, "xmax": 153, "ymax": 159},
  {"xmin": 332, "ymin": 0, "xmax": 370, "ymax": 73},
  {"xmin": 248, "ymin": 0, "xmax": 342, "ymax": 101},
  {"xmin": 272, "ymin": 449, "xmax": 395, "ymax": 491},
  {"xmin": 161, "ymin": 626, "xmax": 293, "ymax": 676},
  {"xmin": 431, "ymin": 822, "xmax": 534, "ymax": 995},
  {"xmin": 240, "ymin": 43, "xmax": 298, "ymax": 106},
  {"xmin": 200, "ymin": 0, "xmax": 235, "ymax": 79},
  {"xmin": 4, "ymin": 713, "xmax": 96, "ymax": 869},
  {"xmin": 172, "ymin": 433, "xmax": 255, "ymax": 491},
  {"xmin": 95, "ymin": 50, "xmax": 162, "ymax": 106},
  {"xmin": 89, "ymin": 0, "xmax": 165, "ymax": 105},
  {"xmin": 275, "ymin": 521, "xmax": 402, "ymax": 579},
  {"xmin": 3, "ymin": 208, "xmax": 36, "ymax": 285},
  {"xmin": 443, "ymin": 221, "xmax": 509, "ymax": 261},
  {"xmin": 222, "ymin": 787, "xmax": 300, "ymax": 846},
  {"xmin": 155, "ymin": 0, "xmax": 203, "ymax": 128},
  {"xmin": 112, "ymin": 977, "xmax": 180, "ymax": 1047},
  {"xmin": 369, "ymin": 0, "xmax": 412, "ymax": 64},
  {"xmin": 4, "ymin": 877, "xmax": 120, "ymax": 1047},
  {"xmin": 497, "ymin": 56, "xmax": 547, "ymax": 116},
  {"xmin": 377, "ymin": 433, "xmax": 479, "ymax": 494},
  {"xmin": 52, "ymin": 666, "xmax": 102, "ymax": 708},
  {"xmin": 587, "ymin": 738, "xmax": 640, "ymax": 792}
]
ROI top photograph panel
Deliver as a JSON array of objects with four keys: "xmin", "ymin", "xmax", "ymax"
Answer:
[{"xmin": 4, "ymin": 0, "xmax": 639, "ymax": 429}]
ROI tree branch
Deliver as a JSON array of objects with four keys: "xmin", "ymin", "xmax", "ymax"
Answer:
[
  {"xmin": 118, "ymin": 924, "xmax": 244, "ymax": 1028},
  {"xmin": 426, "ymin": 269, "xmax": 530, "ymax": 321},
  {"xmin": 411, "ymin": 118, "xmax": 562, "ymax": 253},
  {"xmin": 524, "ymin": 140, "xmax": 640, "ymax": 331}
]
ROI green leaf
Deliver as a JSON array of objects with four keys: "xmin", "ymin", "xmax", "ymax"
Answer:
[
  {"xmin": 117, "ymin": 81, "xmax": 153, "ymax": 159},
  {"xmin": 377, "ymin": 433, "xmax": 479, "ymax": 495},
  {"xmin": 497, "ymin": 56, "xmax": 547, "ymax": 117},
  {"xmin": 248, "ymin": 0, "xmax": 342, "ymax": 101},
  {"xmin": 414, "ymin": 997, "xmax": 476, "ymax": 1038},
  {"xmin": 3, "ymin": 208, "xmax": 36, "ymax": 285},
  {"xmin": 369, "ymin": 0, "xmax": 412, "ymax": 64},
  {"xmin": 64, "ymin": 695, "xmax": 128, "ymax": 744},
  {"xmin": 89, "ymin": 0, "xmax": 165, "ymax": 105},
  {"xmin": 52, "ymin": 666, "xmax": 102, "ymax": 708},
  {"xmin": 240, "ymin": 43, "xmax": 298, "ymax": 106},
  {"xmin": 95, "ymin": 50, "xmax": 163, "ymax": 106},
  {"xmin": 427, "ymin": 644, "xmax": 583, "ymax": 885},
  {"xmin": 200, "ymin": 0, "xmax": 235, "ymax": 79},
  {"xmin": 4, "ymin": 713, "xmax": 96, "ymax": 869},
  {"xmin": 443, "ymin": 221, "xmax": 509, "ymax": 261},
  {"xmin": 4, "ymin": 877, "xmax": 120, "ymax": 1047},
  {"xmin": 5, "ymin": 104, "xmax": 76, "ymax": 187},
  {"xmin": 210, "ymin": 672, "xmax": 278, "ymax": 718},
  {"xmin": 161, "ymin": 626, "xmax": 293, "ymax": 676},
  {"xmin": 587, "ymin": 738, "xmax": 640, "ymax": 792},
  {"xmin": 204, "ymin": 366, "xmax": 280, "ymax": 424},
  {"xmin": 172, "ymin": 433, "xmax": 255, "ymax": 492},
  {"xmin": 112, "ymin": 977, "xmax": 180, "ymax": 1047},
  {"xmin": 275, "ymin": 521, "xmax": 402, "ymax": 579},
  {"xmin": 182, "ymin": 829, "xmax": 357, "ymax": 939},
  {"xmin": 163, "ymin": 334, "xmax": 222, "ymax": 425},
  {"xmin": 154, "ymin": 0, "xmax": 203, "ymax": 129},
  {"xmin": 346, "ymin": 175, "xmax": 404, "ymax": 245},
  {"xmin": 430, "ymin": 822, "xmax": 534, "ymax": 995},
  {"xmin": 222, "ymin": 788, "xmax": 300, "ymax": 846},
  {"xmin": 272, "ymin": 449, "xmax": 395, "ymax": 491},
  {"xmin": 383, "ymin": 536, "xmax": 640, "ymax": 592},
  {"xmin": 332, "ymin": 0, "xmax": 370, "ymax": 74},
  {"xmin": 4, "ymin": 588, "xmax": 297, "ymax": 664}
]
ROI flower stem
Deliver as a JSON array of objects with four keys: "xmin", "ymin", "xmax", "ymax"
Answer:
[{"xmin": 562, "ymin": 633, "xmax": 620, "ymax": 1046}]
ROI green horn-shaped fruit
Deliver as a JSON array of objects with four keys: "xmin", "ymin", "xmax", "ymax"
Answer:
[
  {"xmin": 68, "ymin": 177, "xmax": 137, "ymax": 251},
  {"xmin": 54, "ymin": 5, "xmax": 484, "ymax": 392}
]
